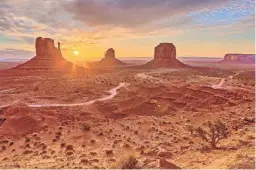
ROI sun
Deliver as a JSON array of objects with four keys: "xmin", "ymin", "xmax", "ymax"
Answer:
[{"xmin": 73, "ymin": 50, "xmax": 79, "ymax": 56}]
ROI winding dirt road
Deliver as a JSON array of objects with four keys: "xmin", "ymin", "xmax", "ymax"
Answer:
[
  {"xmin": 0, "ymin": 83, "xmax": 127, "ymax": 108},
  {"xmin": 211, "ymin": 72, "xmax": 240, "ymax": 89},
  {"xmin": 136, "ymin": 71, "xmax": 241, "ymax": 89}
]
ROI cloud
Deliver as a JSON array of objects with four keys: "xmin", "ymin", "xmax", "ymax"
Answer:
[
  {"xmin": 64, "ymin": 0, "xmax": 231, "ymax": 28},
  {"xmin": 0, "ymin": 0, "xmax": 254, "ymax": 59},
  {"xmin": 0, "ymin": 48, "xmax": 34, "ymax": 59}
]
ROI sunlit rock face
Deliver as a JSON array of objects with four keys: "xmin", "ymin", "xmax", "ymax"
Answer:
[
  {"xmin": 143, "ymin": 43, "xmax": 188, "ymax": 68},
  {"xmin": 154, "ymin": 43, "xmax": 176, "ymax": 60},
  {"xmin": 222, "ymin": 54, "xmax": 255, "ymax": 64},
  {"xmin": 35, "ymin": 37, "xmax": 62, "ymax": 59},
  {"xmin": 105, "ymin": 48, "xmax": 115, "ymax": 59}
]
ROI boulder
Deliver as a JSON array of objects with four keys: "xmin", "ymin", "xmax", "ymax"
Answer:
[
  {"xmin": 0, "ymin": 118, "xmax": 6, "ymax": 126},
  {"xmin": 157, "ymin": 151, "xmax": 173, "ymax": 158},
  {"xmin": 159, "ymin": 158, "xmax": 181, "ymax": 169}
]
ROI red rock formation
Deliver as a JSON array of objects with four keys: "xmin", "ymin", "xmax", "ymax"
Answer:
[
  {"xmin": 105, "ymin": 48, "xmax": 115, "ymax": 59},
  {"xmin": 158, "ymin": 158, "xmax": 181, "ymax": 169},
  {"xmin": 89, "ymin": 48, "xmax": 125, "ymax": 68},
  {"xmin": 58, "ymin": 42, "xmax": 61, "ymax": 51},
  {"xmin": 4, "ymin": 37, "xmax": 84, "ymax": 73},
  {"xmin": 34, "ymin": 37, "xmax": 62, "ymax": 59},
  {"xmin": 143, "ymin": 43, "xmax": 188, "ymax": 68},
  {"xmin": 222, "ymin": 54, "xmax": 255, "ymax": 64},
  {"xmin": 154, "ymin": 43, "xmax": 176, "ymax": 60}
]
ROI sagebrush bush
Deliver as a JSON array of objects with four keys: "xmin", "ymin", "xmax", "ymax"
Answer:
[
  {"xmin": 82, "ymin": 123, "xmax": 90, "ymax": 131},
  {"xmin": 113, "ymin": 155, "xmax": 139, "ymax": 169}
]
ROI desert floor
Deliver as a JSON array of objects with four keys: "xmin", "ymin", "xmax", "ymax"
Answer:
[{"xmin": 0, "ymin": 66, "xmax": 255, "ymax": 168}]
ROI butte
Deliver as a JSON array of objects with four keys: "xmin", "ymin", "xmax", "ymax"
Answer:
[
  {"xmin": 142, "ymin": 43, "xmax": 189, "ymax": 68},
  {"xmin": 89, "ymin": 48, "xmax": 125, "ymax": 68},
  {"xmin": 0, "ymin": 37, "xmax": 84, "ymax": 75}
]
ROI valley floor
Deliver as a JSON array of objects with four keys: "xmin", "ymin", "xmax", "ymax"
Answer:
[{"xmin": 0, "ymin": 67, "xmax": 255, "ymax": 168}]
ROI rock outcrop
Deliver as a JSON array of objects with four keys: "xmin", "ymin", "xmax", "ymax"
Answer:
[
  {"xmin": 105, "ymin": 48, "xmax": 115, "ymax": 59},
  {"xmin": 154, "ymin": 43, "xmax": 176, "ymax": 60},
  {"xmin": 89, "ymin": 48, "xmax": 125, "ymax": 68},
  {"xmin": 142, "ymin": 43, "xmax": 188, "ymax": 68},
  {"xmin": 158, "ymin": 158, "xmax": 181, "ymax": 169},
  {"xmin": 9, "ymin": 37, "xmax": 83, "ymax": 73},
  {"xmin": 221, "ymin": 54, "xmax": 255, "ymax": 64}
]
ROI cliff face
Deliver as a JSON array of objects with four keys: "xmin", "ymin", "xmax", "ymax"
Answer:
[
  {"xmin": 154, "ymin": 43, "xmax": 176, "ymax": 60},
  {"xmin": 143, "ymin": 43, "xmax": 188, "ymax": 68},
  {"xmin": 222, "ymin": 54, "xmax": 255, "ymax": 64},
  {"xmin": 35, "ymin": 37, "xmax": 62, "ymax": 59}
]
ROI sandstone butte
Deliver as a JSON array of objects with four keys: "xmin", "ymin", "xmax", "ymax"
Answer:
[
  {"xmin": 143, "ymin": 43, "xmax": 189, "ymax": 68},
  {"xmin": 9, "ymin": 37, "xmax": 83, "ymax": 73},
  {"xmin": 89, "ymin": 48, "xmax": 125, "ymax": 68}
]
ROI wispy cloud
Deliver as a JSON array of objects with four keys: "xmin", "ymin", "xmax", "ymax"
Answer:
[{"xmin": 0, "ymin": 0, "xmax": 254, "ymax": 59}]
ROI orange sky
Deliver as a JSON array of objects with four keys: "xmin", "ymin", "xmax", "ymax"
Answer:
[{"xmin": 0, "ymin": 0, "xmax": 254, "ymax": 62}]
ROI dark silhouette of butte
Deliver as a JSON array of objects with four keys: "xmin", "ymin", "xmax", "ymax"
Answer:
[
  {"xmin": 8, "ymin": 37, "xmax": 82, "ymax": 73},
  {"xmin": 89, "ymin": 48, "xmax": 125, "ymax": 68},
  {"xmin": 142, "ymin": 43, "xmax": 189, "ymax": 68}
]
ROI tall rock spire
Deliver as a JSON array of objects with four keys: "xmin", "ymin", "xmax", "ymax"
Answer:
[{"xmin": 58, "ymin": 42, "xmax": 61, "ymax": 51}]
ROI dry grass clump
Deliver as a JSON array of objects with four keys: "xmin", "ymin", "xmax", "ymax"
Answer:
[{"xmin": 112, "ymin": 155, "xmax": 139, "ymax": 169}]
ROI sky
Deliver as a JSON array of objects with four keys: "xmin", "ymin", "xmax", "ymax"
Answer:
[{"xmin": 0, "ymin": 0, "xmax": 255, "ymax": 62}]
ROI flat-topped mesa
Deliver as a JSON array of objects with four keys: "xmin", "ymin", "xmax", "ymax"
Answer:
[
  {"xmin": 222, "ymin": 54, "xmax": 255, "ymax": 64},
  {"xmin": 35, "ymin": 37, "xmax": 62, "ymax": 59},
  {"xmin": 154, "ymin": 43, "xmax": 176, "ymax": 60},
  {"xmin": 105, "ymin": 48, "xmax": 115, "ymax": 59}
]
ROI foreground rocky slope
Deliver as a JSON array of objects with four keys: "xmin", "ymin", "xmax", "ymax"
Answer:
[{"xmin": 0, "ymin": 68, "xmax": 254, "ymax": 169}]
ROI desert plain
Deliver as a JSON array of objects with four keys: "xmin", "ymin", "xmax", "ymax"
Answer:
[{"xmin": 0, "ymin": 55, "xmax": 255, "ymax": 169}]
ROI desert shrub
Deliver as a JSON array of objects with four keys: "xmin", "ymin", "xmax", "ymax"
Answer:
[
  {"xmin": 195, "ymin": 120, "xmax": 229, "ymax": 149},
  {"xmin": 228, "ymin": 156, "xmax": 255, "ymax": 169},
  {"xmin": 113, "ymin": 155, "xmax": 139, "ymax": 169},
  {"xmin": 185, "ymin": 124, "xmax": 194, "ymax": 135},
  {"xmin": 25, "ymin": 138, "xmax": 30, "ymax": 143},
  {"xmin": 33, "ymin": 86, "xmax": 39, "ymax": 91},
  {"xmin": 196, "ymin": 143, "xmax": 211, "ymax": 153},
  {"xmin": 81, "ymin": 123, "xmax": 90, "ymax": 131}
]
